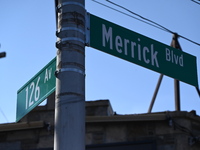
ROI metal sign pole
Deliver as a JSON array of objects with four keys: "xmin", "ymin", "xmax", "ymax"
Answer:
[
  {"xmin": 148, "ymin": 33, "xmax": 183, "ymax": 112},
  {"xmin": 195, "ymin": 87, "xmax": 200, "ymax": 97},
  {"xmin": 170, "ymin": 33, "xmax": 182, "ymax": 111},
  {"xmin": 148, "ymin": 74, "xmax": 163, "ymax": 113},
  {"xmin": 54, "ymin": 0, "xmax": 85, "ymax": 150},
  {"xmin": 148, "ymin": 33, "xmax": 200, "ymax": 112}
]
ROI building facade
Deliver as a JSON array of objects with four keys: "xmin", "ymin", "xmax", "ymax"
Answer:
[{"xmin": 0, "ymin": 93, "xmax": 200, "ymax": 150}]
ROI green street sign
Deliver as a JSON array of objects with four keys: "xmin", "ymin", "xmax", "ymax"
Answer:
[
  {"xmin": 16, "ymin": 57, "xmax": 56, "ymax": 122},
  {"xmin": 89, "ymin": 14, "xmax": 198, "ymax": 87}
]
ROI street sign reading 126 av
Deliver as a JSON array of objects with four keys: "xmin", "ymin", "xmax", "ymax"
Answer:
[
  {"xmin": 16, "ymin": 57, "xmax": 56, "ymax": 122},
  {"xmin": 88, "ymin": 14, "xmax": 198, "ymax": 87}
]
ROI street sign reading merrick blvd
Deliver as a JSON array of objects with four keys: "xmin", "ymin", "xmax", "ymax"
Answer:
[
  {"xmin": 88, "ymin": 14, "xmax": 198, "ymax": 87},
  {"xmin": 16, "ymin": 57, "xmax": 56, "ymax": 122}
]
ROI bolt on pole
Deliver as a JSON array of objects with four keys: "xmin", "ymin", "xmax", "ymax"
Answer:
[{"xmin": 54, "ymin": 0, "xmax": 85, "ymax": 150}]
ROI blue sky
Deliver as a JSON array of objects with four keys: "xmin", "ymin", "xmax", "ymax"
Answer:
[{"xmin": 0, "ymin": 0, "xmax": 199, "ymax": 123}]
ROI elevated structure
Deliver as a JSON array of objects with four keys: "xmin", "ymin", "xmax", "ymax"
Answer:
[{"xmin": 0, "ymin": 94, "xmax": 200, "ymax": 150}]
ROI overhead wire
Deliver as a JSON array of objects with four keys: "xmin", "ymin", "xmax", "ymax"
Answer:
[
  {"xmin": 105, "ymin": 0, "xmax": 200, "ymax": 47},
  {"xmin": 105, "ymin": 0, "xmax": 174, "ymax": 34},
  {"xmin": 191, "ymin": 0, "xmax": 200, "ymax": 5},
  {"xmin": 91, "ymin": 0, "xmax": 168, "ymax": 32},
  {"xmin": 92, "ymin": 0, "xmax": 200, "ymax": 47},
  {"xmin": 0, "ymin": 107, "xmax": 9, "ymax": 123}
]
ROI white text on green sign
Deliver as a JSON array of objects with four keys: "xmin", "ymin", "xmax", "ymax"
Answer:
[
  {"xmin": 16, "ymin": 57, "xmax": 56, "ymax": 122},
  {"xmin": 89, "ymin": 14, "xmax": 198, "ymax": 87}
]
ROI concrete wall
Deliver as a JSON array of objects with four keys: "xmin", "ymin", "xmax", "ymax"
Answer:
[
  {"xmin": 86, "ymin": 112, "xmax": 200, "ymax": 150},
  {"xmin": 1, "ymin": 94, "xmax": 200, "ymax": 150}
]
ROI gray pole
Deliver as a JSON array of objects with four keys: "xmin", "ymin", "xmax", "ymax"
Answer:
[
  {"xmin": 170, "ymin": 33, "xmax": 182, "ymax": 111},
  {"xmin": 148, "ymin": 34, "xmax": 183, "ymax": 113},
  {"xmin": 54, "ymin": 0, "xmax": 85, "ymax": 150},
  {"xmin": 148, "ymin": 74, "xmax": 163, "ymax": 113}
]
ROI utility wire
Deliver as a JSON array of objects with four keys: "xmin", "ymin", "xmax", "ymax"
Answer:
[
  {"xmin": 191, "ymin": 0, "xmax": 200, "ymax": 5},
  {"xmin": 0, "ymin": 107, "xmax": 9, "ymax": 123},
  {"xmin": 106, "ymin": 0, "xmax": 200, "ymax": 46},
  {"xmin": 179, "ymin": 35, "xmax": 200, "ymax": 47},
  {"xmin": 92, "ymin": 0, "xmax": 200, "ymax": 46},
  {"xmin": 91, "ymin": 0, "xmax": 167, "ymax": 32},
  {"xmin": 106, "ymin": 0, "xmax": 174, "ymax": 34}
]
